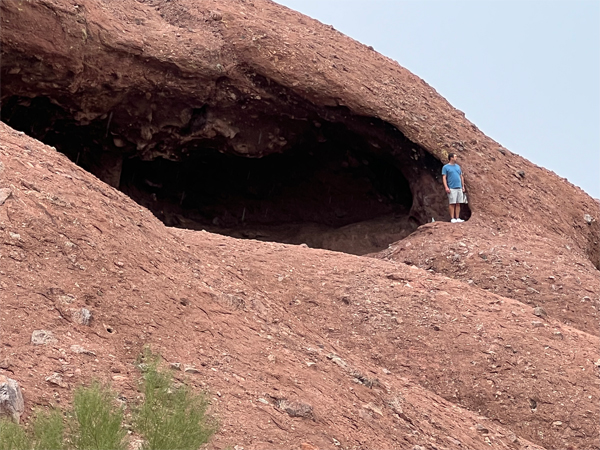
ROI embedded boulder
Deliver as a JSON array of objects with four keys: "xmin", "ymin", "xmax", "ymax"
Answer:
[{"xmin": 0, "ymin": 375, "xmax": 25, "ymax": 423}]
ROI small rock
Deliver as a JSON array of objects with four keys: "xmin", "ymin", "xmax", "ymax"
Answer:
[
  {"xmin": 386, "ymin": 273, "xmax": 405, "ymax": 281},
  {"xmin": 72, "ymin": 308, "xmax": 92, "ymax": 325},
  {"xmin": 70, "ymin": 344, "xmax": 96, "ymax": 356},
  {"xmin": 475, "ymin": 423, "xmax": 489, "ymax": 434},
  {"xmin": 533, "ymin": 306, "xmax": 547, "ymax": 318},
  {"xmin": 0, "ymin": 376, "xmax": 24, "ymax": 423},
  {"xmin": 170, "ymin": 362, "xmax": 182, "ymax": 371},
  {"xmin": 532, "ymin": 321, "xmax": 544, "ymax": 327},
  {"xmin": 497, "ymin": 147, "xmax": 506, "ymax": 155},
  {"xmin": 584, "ymin": 214, "xmax": 593, "ymax": 224},
  {"xmin": 552, "ymin": 421, "xmax": 563, "ymax": 427},
  {"xmin": 58, "ymin": 294, "xmax": 75, "ymax": 305},
  {"xmin": 0, "ymin": 188, "xmax": 12, "ymax": 206},
  {"xmin": 326, "ymin": 353, "xmax": 347, "ymax": 368},
  {"xmin": 517, "ymin": 170, "xmax": 525, "ymax": 178},
  {"xmin": 31, "ymin": 330, "xmax": 57, "ymax": 345},
  {"xmin": 278, "ymin": 399, "xmax": 313, "ymax": 418},
  {"xmin": 184, "ymin": 365, "xmax": 201, "ymax": 374},
  {"xmin": 46, "ymin": 373, "xmax": 68, "ymax": 388}
]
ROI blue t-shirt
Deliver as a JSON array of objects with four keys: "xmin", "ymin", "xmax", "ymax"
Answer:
[{"xmin": 442, "ymin": 163, "xmax": 462, "ymax": 189}]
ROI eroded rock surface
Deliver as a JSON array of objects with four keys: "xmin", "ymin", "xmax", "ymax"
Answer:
[
  {"xmin": 0, "ymin": 1, "xmax": 599, "ymax": 449},
  {"xmin": 0, "ymin": 0, "xmax": 456, "ymax": 254},
  {"xmin": 0, "ymin": 109, "xmax": 597, "ymax": 450}
]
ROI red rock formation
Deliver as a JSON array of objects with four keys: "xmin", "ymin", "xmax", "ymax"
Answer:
[{"xmin": 1, "ymin": 1, "xmax": 598, "ymax": 449}]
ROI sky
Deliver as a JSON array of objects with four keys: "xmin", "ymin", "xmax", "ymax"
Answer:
[{"xmin": 274, "ymin": 0, "xmax": 600, "ymax": 198}]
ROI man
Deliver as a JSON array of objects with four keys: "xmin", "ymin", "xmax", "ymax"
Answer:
[{"xmin": 442, "ymin": 152, "xmax": 465, "ymax": 223}]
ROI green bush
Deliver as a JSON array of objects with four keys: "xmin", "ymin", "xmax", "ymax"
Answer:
[
  {"xmin": 70, "ymin": 382, "xmax": 127, "ymax": 450},
  {"xmin": 32, "ymin": 409, "xmax": 64, "ymax": 450},
  {"xmin": 0, "ymin": 419, "xmax": 31, "ymax": 450},
  {"xmin": 134, "ymin": 350, "xmax": 216, "ymax": 450},
  {"xmin": 0, "ymin": 409, "xmax": 66, "ymax": 450},
  {"xmin": 0, "ymin": 349, "xmax": 216, "ymax": 450}
]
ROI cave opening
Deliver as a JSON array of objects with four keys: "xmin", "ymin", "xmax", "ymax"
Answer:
[
  {"xmin": 0, "ymin": 92, "xmax": 466, "ymax": 254},
  {"xmin": 119, "ymin": 127, "xmax": 416, "ymax": 255}
]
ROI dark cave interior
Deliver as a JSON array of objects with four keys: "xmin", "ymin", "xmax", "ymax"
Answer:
[
  {"xmin": 119, "ymin": 139, "xmax": 414, "ymax": 231},
  {"xmin": 0, "ymin": 91, "xmax": 469, "ymax": 254}
]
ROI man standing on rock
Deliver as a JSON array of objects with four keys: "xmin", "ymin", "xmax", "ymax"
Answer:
[{"xmin": 442, "ymin": 152, "xmax": 465, "ymax": 223}]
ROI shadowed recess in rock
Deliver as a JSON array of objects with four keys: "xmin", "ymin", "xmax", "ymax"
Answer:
[
  {"xmin": 119, "ymin": 129, "xmax": 416, "ymax": 255},
  {"xmin": 1, "ymin": 78, "xmax": 470, "ymax": 254}
]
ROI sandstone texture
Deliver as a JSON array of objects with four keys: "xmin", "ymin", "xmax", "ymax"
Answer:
[{"xmin": 0, "ymin": 1, "xmax": 599, "ymax": 449}]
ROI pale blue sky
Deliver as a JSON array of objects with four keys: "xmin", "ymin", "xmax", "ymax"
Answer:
[{"xmin": 275, "ymin": 0, "xmax": 600, "ymax": 198}]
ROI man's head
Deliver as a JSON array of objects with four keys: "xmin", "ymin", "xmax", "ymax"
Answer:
[{"xmin": 448, "ymin": 153, "xmax": 457, "ymax": 162}]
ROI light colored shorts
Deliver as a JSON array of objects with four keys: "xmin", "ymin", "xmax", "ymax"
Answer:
[{"xmin": 448, "ymin": 188, "xmax": 465, "ymax": 204}]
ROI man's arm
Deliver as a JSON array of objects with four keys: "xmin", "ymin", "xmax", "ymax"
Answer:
[
  {"xmin": 442, "ymin": 175, "xmax": 450, "ymax": 193},
  {"xmin": 460, "ymin": 173, "xmax": 465, "ymax": 191}
]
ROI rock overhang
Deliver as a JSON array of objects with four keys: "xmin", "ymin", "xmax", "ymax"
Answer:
[
  {"xmin": 1, "ymin": 75, "xmax": 461, "ymax": 254},
  {"xmin": 0, "ymin": 1, "xmax": 472, "ymax": 254},
  {"xmin": 1, "ymin": 0, "xmax": 598, "ymax": 265}
]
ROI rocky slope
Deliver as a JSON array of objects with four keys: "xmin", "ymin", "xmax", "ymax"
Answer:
[{"xmin": 1, "ymin": 1, "xmax": 599, "ymax": 449}]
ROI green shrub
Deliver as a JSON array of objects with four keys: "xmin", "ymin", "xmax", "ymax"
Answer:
[
  {"xmin": 32, "ymin": 409, "xmax": 64, "ymax": 450},
  {"xmin": 0, "ymin": 418, "xmax": 31, "ymax": 450},
  {"xmin": 134, "ymin": 350, "xmax": 216, "ymax": 450},
  {"xmin": 70, "ymin": 382, "xmax": 127, "ymax": 450},
  {"xmin": 0, "ymin": 349, "xmax": 216, "ymax": 450}
]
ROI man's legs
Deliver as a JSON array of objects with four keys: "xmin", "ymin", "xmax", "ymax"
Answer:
[
  {"xmin": 449, "ymin": 203, "xmax": 460, "ymax": 219},
  {"xmin": 449, "ymin": 203, "xmax": 462, "ymax": 222}
]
